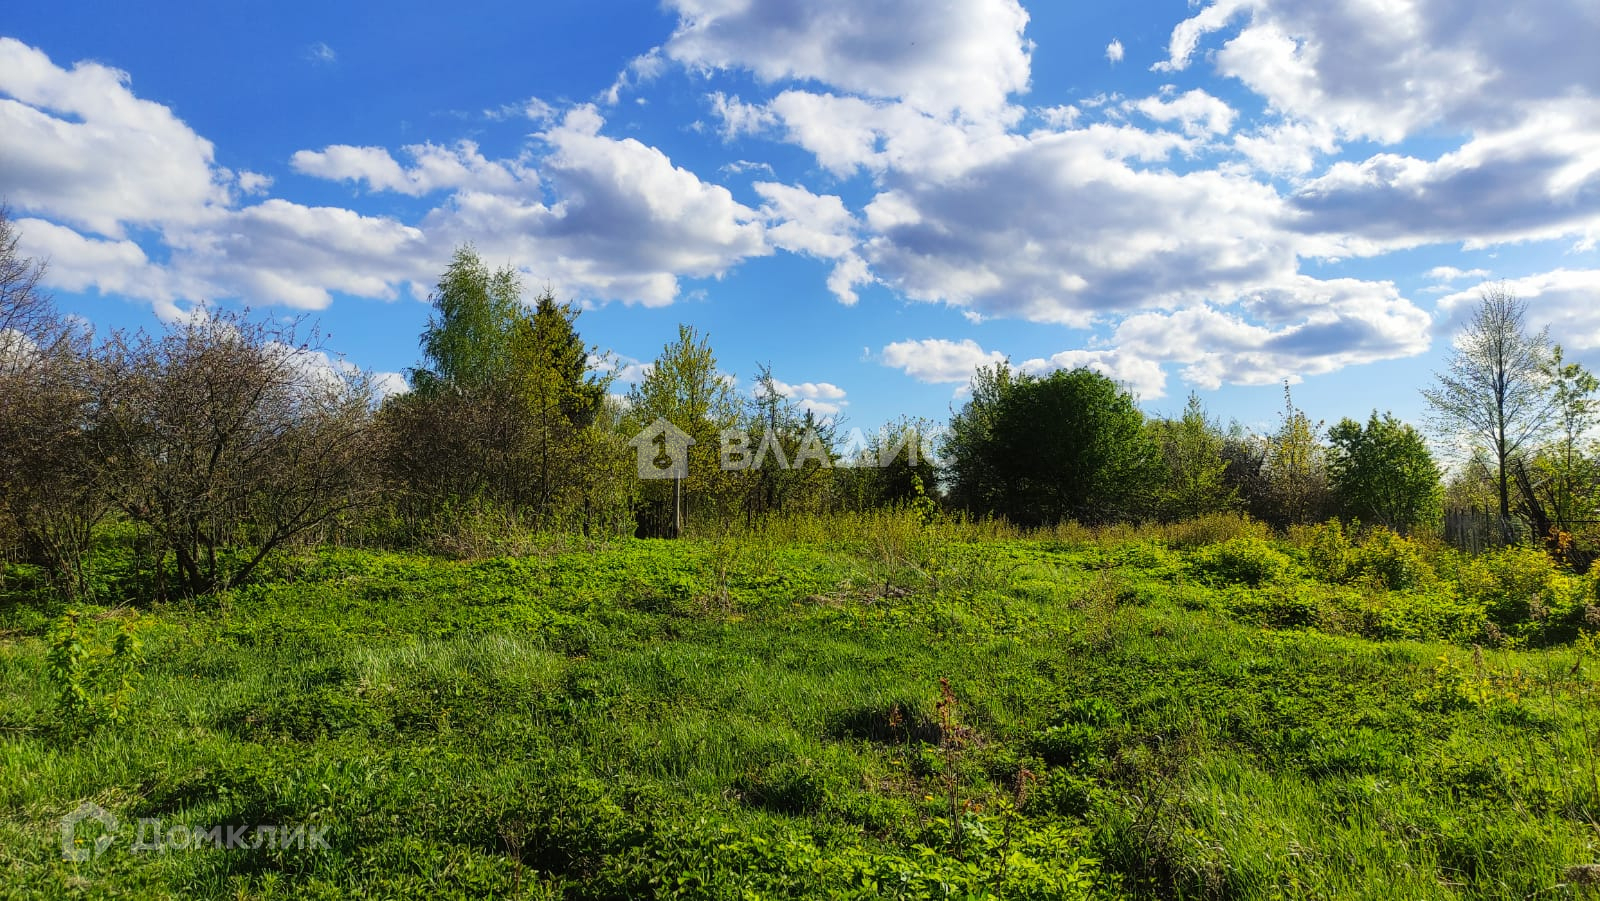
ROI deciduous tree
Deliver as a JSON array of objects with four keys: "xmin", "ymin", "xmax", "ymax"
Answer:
[
  {"xmin": 1527, "ymin": 345, "xmax": 1600, "ymax": 539},
  {"xmin": 409, "ymin": 246, "xmax": 524, "ymax": 396},
  {"xmin": 1262, "ymin": 383, "xmax": 1332, "ymax": 527},
  {"xmin": 0, "ymin": 208, "xmax": 106, "ymax": 596},
  {"xmin": 385, "ymin": 250, "xmax": 623, "ymax": 533},
  {"xmin": 941, "ymin": 362, "xmax": 1020, "ymax": 516},
  {"xmin": 1422, "ymin": 285, "xmax": 1554, "ymax": 527},
  {"xmin": 626, "ymin": 325, "xmax": 741, "ymax": 529},
  {"xmin": 94, "ymin": 312, "xmax": 377, "ymax": 596},
  {"xmin": 1149, "ymin": 393, "xmax": 1238, "ymax": 520},
  {"xmin": 982, "ymin": 367, "xmax": 1158, "ymax": 525},
  {"xmin": 1327, "ymin": 411, "xmax": 1442, "ymax": 534}
]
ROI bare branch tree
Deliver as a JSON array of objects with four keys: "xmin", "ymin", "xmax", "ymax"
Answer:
[
  {"xmin": 0, "ymin": 204, "xmax": 51, "ymax": 344},
  {"xmin": 0, "ymin": 207, "xmax": 108, "ymax": 598},
  {"xmin": 92, "ymin": 311, "xmax": 378, "ymax": 595},
  {"xmin": 1422, "ymin": 284, "xmax": 1555, "ymax": 527}
]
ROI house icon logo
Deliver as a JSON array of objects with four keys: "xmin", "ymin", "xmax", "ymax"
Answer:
[
  {"xmin": 626, "ymin": 418, "xmax": 695, "ymax": 479},
  {"xmin": 61, "ymin": 801, "xmax": 118, "ymax": 861}
]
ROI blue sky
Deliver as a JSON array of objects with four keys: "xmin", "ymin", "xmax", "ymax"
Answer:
[{"xmin": 3, "ymin": 0, "xmax": 1598, "ymax": 441}]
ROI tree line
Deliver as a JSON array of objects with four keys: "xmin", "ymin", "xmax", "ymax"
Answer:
[
  {"xmin": 942, "ymin": 363, "xmax": 1444, "ymax": 532},
  {"xmin": 3, "ymin": 209, "xmax": 1596, "ymax": 599}
]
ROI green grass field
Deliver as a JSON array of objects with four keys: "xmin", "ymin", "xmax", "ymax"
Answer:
[{"xmin": 5, "ymin": 512, "xmax": 1600, "ymax": 898}]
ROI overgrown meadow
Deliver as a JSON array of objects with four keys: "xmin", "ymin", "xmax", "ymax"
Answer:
[{"xmin": 4, "ymin": 511, "xmax": 1600, "ymax": 898}]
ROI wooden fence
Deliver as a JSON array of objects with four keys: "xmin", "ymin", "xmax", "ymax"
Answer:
[{"xmin": 1443, "ymin": 508, "xmax": 1520, "ymax": 554}]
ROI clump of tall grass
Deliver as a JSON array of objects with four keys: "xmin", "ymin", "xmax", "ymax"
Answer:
[
  {"xmin": 421, "ymin": 500, "xmax": 625, "ymax": 560},
  {"xmin": 745, "ymin": 507, "xmax": 1019, "ymax": 551},
  {"xmin": 1153, "ymin": 512, "xmax": 1271, "ymax": 549},
  {"xmin": 1036, "ymin": 511, "xmax": 1268, "ymax": 549},
  {"xmin": 682, "ymin": 508, "xmax": 1271, "ymax": 556}
]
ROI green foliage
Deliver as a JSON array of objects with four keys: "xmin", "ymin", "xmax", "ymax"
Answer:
[
  {"xmin": 386, "ymin": 248, "xmax": 628, "ymax": 536},
  {"xmin": 1351, "ymin": 528, "xmax": 1436, "ymax": 592},
  {"xmin": 724, "ymin": 365, "xmax": 851, "ymax": 521},
  {"xmin": 1155, "ymin": 511, "xmax": 1270, "ymax": 549},
  {"xmin": 1294, "ymin": 523, "xmax": 1438, "ymax": 592},
  {"xmin": 45, "ymin": 609, "xmax": 145, "ymax": 734},
  {"xmin": 8, "ymin": 523, "xmax": 1600, "ymax": 898},
  {"xmin": 1148, "ymin": 393, "xmax": 1239, "ymax": 520},
  {"xmin": 953, "ymin": 366, "xmax": 1158, "ymax": 526},
  {"xmin": 1032, "ymin": 699, "xmax": 1121, "ymax": 769},
  {"xmin": 1261, "ymin": 382, "xmax": 1332, "ymax": 527},
  {"xmin": 860, "ymin": 415, "xmax": 942, "ymax": 512},
  {"xmin": 1188, "ymin": 537, "xmax": 1296, "ymax": 587},
  {"xmin": 908, "ymin": 473, "xmax": 940, "ymax": 526},
  {"xmin": 514, "ymin": 291, "xmax": 607, "ymax": 429},
  {"xmin": 1421, "ymin": 285, "xmax": 1554, "ymax": 521},
  {"xmin": 409, "ymin": 246, "xmax": 525, "ymax": 395},
  {"xmin": 941, "ymin": 362, "xmax": 1021, "ymax": 516},
  {"xmin": 629, "ymin": 815, "xmax": 1104, "ymax": 900},
  {"xmin": 731, "ymin": 760, "xmax": 829, "ymax": 814},
  {"xmin": 626, "ymin": 324, "xmax": 739, "ymax": 439},
  {"xmin": 626, "ymin": 324, "xmax": 742, "ymax": 526},
  {"xmin": 1455, "ymin": 547, "xmax": 1572, "ymax": 641},
  {"xmin": 1327, "ymin": 411, "xmax": 1443, "ymax": 534},
  {"xmin": 1296, "ymin": 519, "xmax": 1354, "ymax": 583},
  {"xmin": 1528, "ymin": 345, "xmax": 1600, "ymax": 561}
]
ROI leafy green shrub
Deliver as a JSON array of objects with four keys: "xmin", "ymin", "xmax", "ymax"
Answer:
[
  {"xmin": 1032, "ymin": 723, "xmax": 1102, "ymax": 768},
  {"xmin": 1560, "ymin": 571, "xmax": 1600, "ymax": 637},
  {"xmin": 1026, "ymin": 770, "xmax": 1098, "ymax": 817},
  {"xmin": 1058, "ymin": 696, "xmax": 1122, "ymax": 730},
  {"xmin": 1456, "ymin": 547, "xmax": 1571, "ymax": 638},
  {"xmin": 1223, "ymin": 583, "xmax": 1326, "ymax": 629},
  {"xmin": 826, "ymin": 700, "xmax": 942, "ymax": 744},
  {"xmin": 46, "ymin": 609, "xmax": 145, "ymax": 735},
  {"xmin": 1187, "ymin": 537, "xmax": 1295, "ymax": 587},
  {"xmin": 629, "ymin": 815, "xmax": 1104, "ymax": 900},
  {"xmin": 1032, "ymin": 698, "xmax": 1121, "ymax": 768},
  {"xmin": 1352, "ymin": 528, "xmax": 1436, "ymax": 591},
  {"xmin": 620, "ymin": 571, "xmax": 704, "ymax": 615},
  {"xmin": 1225, "ymin": 577, "xmax": 1487, "ymax": 643},
  {"xmin": 1292, "ymin": 519, "xmax": 1354, "ymax": 583},
  {"xmin": 828, "ymin": 791, "xmax": 912, "ymax": 835},
  {"xmin": 1369, "ymin": 588, "xmax": 1487, "ymax": 643},
  {"xmin": 1104, "ymin": 540, "xmax": 1182, "ymax": 577},
  {"xmin": 224, "ymin": 681, "xmax": 389, "ymax": 740}
]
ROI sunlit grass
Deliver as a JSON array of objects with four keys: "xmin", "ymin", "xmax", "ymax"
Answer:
[{"xmin": 3, "ymin": 514, "xmax": 1600, "ymax": 897}]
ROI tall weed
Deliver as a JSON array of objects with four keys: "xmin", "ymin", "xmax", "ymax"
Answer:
[{"xmin": 46, "ymin": 608, "xmax": 145, "ymax": 735}]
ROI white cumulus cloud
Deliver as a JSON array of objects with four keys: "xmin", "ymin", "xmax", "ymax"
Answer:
[
  {"xmin": 1129, "ymin": 88, "xmax": 1236, "ymax": 138},
  {"xmin": 291, "ymin": 141, "xmax": 535, "ymax": 197},
  {"xmin": 1436, "ymin": 269, "xmax": 1600, "ymax": 351},
  {"xmin": 664, "ymin": 0, "xmax": 1032, "ymax": 118},
  {"xmin": 1019, "ymin": 349, "xmax": 1166, "ymax": 399},
  {"xmin": 421, "ymin": 106, "xmax": 770, "ymax": 306},
  {"xmin": 880, "ymin": 338, "xmax": 1008, "ymax": 384},
  {"xmin": 0, "ymin": 37, "xmax": 229, "ymax": 238},
  {"xmin": 765, "ymin": 378, "xmax": 849, "ymax": 417}
]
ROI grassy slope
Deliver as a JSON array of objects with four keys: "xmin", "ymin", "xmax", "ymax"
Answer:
[{"xmin": 3, "ymin": 517, "xmax": 1600, "ymax": 898}]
